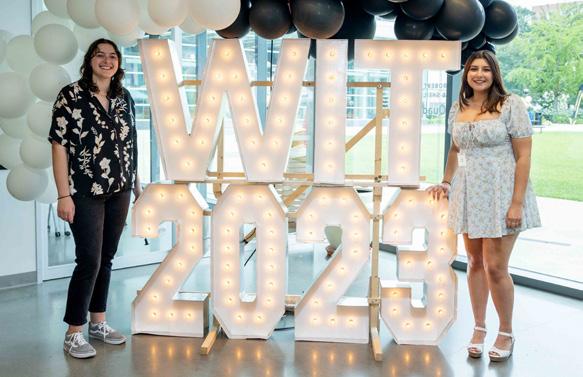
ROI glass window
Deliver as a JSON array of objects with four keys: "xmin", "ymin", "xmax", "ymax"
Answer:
[{"xmin": 454, "ymin": 4, "xmax": 583, "ymax": 285}]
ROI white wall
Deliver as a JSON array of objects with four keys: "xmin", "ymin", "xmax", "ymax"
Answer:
[
  {"xmin": 0, "ymin": 0, "xmax": 32, "ymax": 36},
  {"xmin": 0, "ymin": 1, "xmax": 35, "ymax": 278},
  {"xmin": 0, "ymin": 171, "xmax": 37, "ymax": 276}
]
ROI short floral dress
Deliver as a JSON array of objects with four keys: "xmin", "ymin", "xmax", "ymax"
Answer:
[{"xmin": 447, "ymin": 94, "xmax": 541, "ymax": 239}]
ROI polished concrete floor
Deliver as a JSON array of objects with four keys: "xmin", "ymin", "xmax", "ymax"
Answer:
[{"xmin": 1, "ymin": 245, "xmax": 583, "ymax": 377}]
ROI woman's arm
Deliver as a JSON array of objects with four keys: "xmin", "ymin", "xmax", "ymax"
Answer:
[
  {"xmin": 133, "ymin": 173, "xmax": 142, "ymax": 201},
  {"xmin": 52, "ymin": 142, "xmax": 75, "ymax": 223},
  {"xmin": 442, "ymin": 141, "xmax": 460, "ymax": 185},
  {"xmin": 428, "ymin": 141, "xmax": 459, "ymax": 200},
  {"xmin": 507, "ymin": 137, "xmax": 532, "ymax": 227}
]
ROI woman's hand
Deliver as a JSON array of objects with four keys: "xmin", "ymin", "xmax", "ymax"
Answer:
[
  {"xmin": 426, "ymin": 182, "xmax": 450, "ymax": 201},
  {"xmin": 506, "ymin": 203, "xmax": 523, "ymax": 228},
  {"xmin": 133, "ymin": 185, "xmax": 143, "ymax": 203},
  {"xmin": 57, "ymin": 196, "xmax": 75, "ymax": 223},
  {"xmin": 133, "ymin": 174, "xmax": 142, "ymax": 203}
]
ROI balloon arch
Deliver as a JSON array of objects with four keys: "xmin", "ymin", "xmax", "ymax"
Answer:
[{"xmin": 0, "ymin": 0, "xmax": 518, "ymax": 202}]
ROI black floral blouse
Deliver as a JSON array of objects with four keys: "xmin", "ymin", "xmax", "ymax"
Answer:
[{"xmin": 49, "ymin": 82, "xmax": 138, "ymax": 197}]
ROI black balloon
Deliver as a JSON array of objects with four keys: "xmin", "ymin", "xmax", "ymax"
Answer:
[
  {"xmin": 478, "ymin": 0, "xmax": 493, "ymax": 7},
  {"xmin": 434, "ymin": 0, "xmax": 485, "ymax": 42},
  {"xmin": 401, "ymin": 0, "xmax": 444, "ymax": 21},
  {"xmin": 468, "ymin": 32, "xmax": 487, "ymax": 49},
  {"xmin": 380, "ymin": 6, "xmax": 402, "ymax": 20},
  {"xmin": 481, "ymin": 41, "xmax": 496, "ymax": 53},
  {"xmin": 291, "ymin": 0, "xmax": 345, "ymax": 39},
  {"xmin": 361, "ymin": 0, "xmax": 399, "ymax": 16},
  {"xmin": 217, "ymin": 0, "xmax": 251, "ymax": 39},
  {"xmin": 483, "ymin": 0, "xmax": 517, "ymax": 39},
  {"xmin": 286, "ymin": 23, "xmax": 297, "ymax": 35},
  {"xmin": 300, "ymin": 2, "xmax": 376, "ymax": 62},
  {"xmin": 249, "ymin": 0, "xmax": 292, "ymax": 40},
  {"xmin": 489, "ymin": 24, "xmax": 518, "ymax": 44},
  {"xmin": 431, "ymin": 31, "xmax": 447, "ymax": 40},
  {"xmin": 394, "ymin": 14, "xmax": 434, "ymax": 40},
  {"xmin": 333, "ymin": 1, "xmax": 376, "ymax": 39},
  {"xmin": 461, "ymin": 46, "xmax": 475, "ymax": 65}
]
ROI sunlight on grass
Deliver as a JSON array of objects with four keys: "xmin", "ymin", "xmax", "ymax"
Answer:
[{"xmin": 345, "ymin": 130, "xmax": 583, "ymax": 202}]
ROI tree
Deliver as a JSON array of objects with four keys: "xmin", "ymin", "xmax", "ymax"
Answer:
[{"xmin": 497, "ymin": 4, "xmax": 583, "ymax": 121}]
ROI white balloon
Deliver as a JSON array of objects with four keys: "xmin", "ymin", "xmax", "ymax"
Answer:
[
  {"xmin": 67, "ymin": 0, "xmax": 100, "ymax": 29},
  {"xmin": 73, "ymin": 25, "xmax": 109, "ymax": 52},
  {"xmin": 34, "ymin": 24, "xmax": 78, "ymax": 65},
  {"xmin": 189, "ymin": 0, "xmax": 240, "ymax": 30},
  {"xmin": 0, "ymin": 31, "xmax": 12, "ymax": 64},
  {"xmin": 36, "ymin": 170, "xmax": 59, "ymax": 204},
  {"xmin": 179, "ymin": 15, "xmax": 205, "ymax": 35},
  {"xmin": 20, "ymin": 134, "xmax": 52, "ymax": 169},
  {"xmin": 6, "ymin": 164, "xmax": 49, "ymax": 201},
  {"xmin": 0, "ymin": 62, "xmax": 10, "ymax": 73},
  {"xmin": 62, "ymin": 50, "xmax": 84, "ymax": 80},
  {"xmin": 138, "ymin": 0, "xmax": 170, "ymax": 35},
  {"xmin": 32, "ymin": 11, "xmax": 73, "ymax": 35},
  {"xmin": 6, "ymin": 35, "xmax": 43, "ymax": 75},
  {"xmin": 44, "ymin": 0, "xmax": 70, "ymax": 19},
  {"xmin": 0, "ymin": 39, "xmax": 6, "ymax": 65},
  {"xmin": 0, "ymin": 72, "xmax": 35, "ymax": 119},
  {"xmin": 0, "ymin": 117, "xmax": 30, "ymax": 139},
  {"xmin": 149, "ymin": 0, "xmax": 188, "ymax": 28},
  {"xmin": 29, "ymin": 63, "xmax": 71, "ymax": 102},
  {"xmin": 0, "ymin": 133, "xmax": 23, "ymax": 169},
  {"xmin": 0, "ymin": 30, "xmax": 12, "ymax": 42},
  {"xmin": 108, "ymin": 28, "xmax": 145, "ymax": 48},
  {"xmin": 27, "ymin": 101, "xmax": 54, "ymax": 138},
  {"xmin": 95, "ymin": 0, "xmax": 140, "ymax": 36}
]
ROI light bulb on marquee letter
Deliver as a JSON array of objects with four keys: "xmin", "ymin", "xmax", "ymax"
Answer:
[
  {"xmin": 355, "ymin": 40, "xmax": 460, "ymax": 186},
  {"xmin": 139, "ymin": 38, "xmax": 309, "ymax": 183},
  {"xmin": 131, "ymin": 184, "xmax": 209, "ymax": 337},
  {"xmin": 295, "ymin": 187, "xmax": 370, "ymax": 343},
  {"xmin": 380, "ymin": 188, "xmax": 457, "ymax": 345},
  {"xmin": 314, "ymin": 40, "xmax": 347, "ymax": 185},
  {"xmin": 211, "ymin": 185, "xmax": 287, "ymax": 339}
]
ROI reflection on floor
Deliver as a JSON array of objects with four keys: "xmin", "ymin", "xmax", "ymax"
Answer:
[{"xmin": 1, "ymin": 241, "xmax": 582, "ymax": 377}]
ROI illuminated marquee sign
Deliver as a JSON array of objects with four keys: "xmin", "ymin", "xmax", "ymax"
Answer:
[{"xmin": 132, "ymin": 38, "xmax": 460, "ymax": 345}]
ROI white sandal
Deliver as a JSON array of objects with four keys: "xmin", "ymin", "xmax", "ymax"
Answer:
[
  {"xmin": 467, "ymin": 326, "xmax": 487, "ymax": 358},
  {"xmin": 489, "ymin": 331, "xmax": 515, "ymax": 362}
]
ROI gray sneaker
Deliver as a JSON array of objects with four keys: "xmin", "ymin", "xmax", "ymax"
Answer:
[
  {"xmin": 64, "ymin": 331, "xmax": 96, "ymax": 359},
  {"xmin": 88, "ymin": 321, "xmax": 127, "ymax": 345}
]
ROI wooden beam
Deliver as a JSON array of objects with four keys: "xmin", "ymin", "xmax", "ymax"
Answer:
[
  {"xmin": 212, "ymin": 126, "xmax": 224, "ymax": 200},
  {"xmin": 180, "ymin": 79, "xmax": 391, "ymax": 89},
  {"xmin": 200, "ymin": 317, "xmax": 221, "ymax": 355},
  {"xmin": 370, "ymin": 327, "xmax": 383, "ymax": 361}
]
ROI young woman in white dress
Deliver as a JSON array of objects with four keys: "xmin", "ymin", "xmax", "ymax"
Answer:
[{"xmin": 427, "ymin": 50, "xmax": 541, "ymax": 362}]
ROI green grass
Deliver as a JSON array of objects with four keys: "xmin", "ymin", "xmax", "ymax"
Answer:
[
  {"xmin": 530, "ymin": 132, "xmax": 583, "ymax": 201},
  {"xmin": 345, "ymin": 132, "xmax": 444, "ymax": 184},
  {"xmin": 345, "ymin": 131, "xmax": 583, "ymax": 202}
]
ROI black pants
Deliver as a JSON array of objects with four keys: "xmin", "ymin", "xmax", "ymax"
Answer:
[{"xmin": 63, "ymin": 190, "xmax": 131, "ymax": 326}]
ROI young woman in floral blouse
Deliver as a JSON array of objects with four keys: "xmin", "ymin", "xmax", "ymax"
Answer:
[
  {"xmin": 49, "ymin": 38, "xmax": 141, "ymax": 359},
  {"xmin": 428, "ymin": 51, "xmax": 541, "ymax": 362}
]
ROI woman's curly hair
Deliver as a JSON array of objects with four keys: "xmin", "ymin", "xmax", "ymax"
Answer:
[{"xmin": 79, "ymin": 38, "xmax": 125, "ymax": 98}]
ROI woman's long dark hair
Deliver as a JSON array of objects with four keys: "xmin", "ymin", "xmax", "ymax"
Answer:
[
  {"xmin": 79, "ymin": 38, "xmax": 125, "ymax": 98},
  {"xmin": 459, "ymin": 50, "xmax": 509, "ymax": 114}
]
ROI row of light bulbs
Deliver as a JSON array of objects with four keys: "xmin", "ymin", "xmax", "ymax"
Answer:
[
  {"xmin": 135, "ymin": 38, "xmax": 461, "ymax": 343},
  {"xmin": 140, "ymin": 38, "xmax": 460, "ymax": 186}
]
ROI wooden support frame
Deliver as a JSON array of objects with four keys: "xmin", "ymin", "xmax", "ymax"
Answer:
[{"xmin": 183, "ymin": 79, "xmax": 396, "ymax": 359}]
